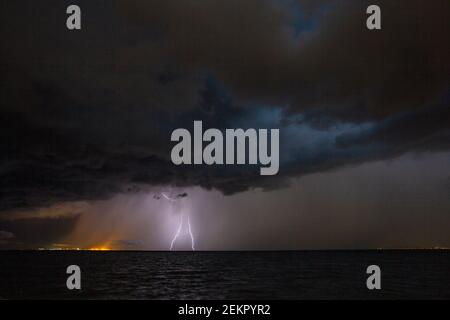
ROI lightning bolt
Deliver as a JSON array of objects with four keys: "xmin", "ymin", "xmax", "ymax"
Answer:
[
  {"xmin": 170, "ymin": 214, "xmax": 183, "ymax": 251},
  {"xmin": 162, "ymin": 193, "xmax": 174, "ymax": 202},
  {"xmin": 162, "ymin": 193, "xmax": 195, "ymax": 251},
  {"xmin": 187, "ymin": 215, "xmax": 195, "ymax": 251}
]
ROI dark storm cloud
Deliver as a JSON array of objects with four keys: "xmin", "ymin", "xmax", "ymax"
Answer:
[
  {"xmin": 0, "ymin": 215, "xmax": 79, "ymax": 248},
  {"xmin": 121, "ymin": 0, "xmax": 450, "ymax": 119},
  {"xmin": 445, "ymin": 176, "xmax": 450, "ymax": 192},
  {"xmin": 0, "ymin": 230, "xmax": 14, "ymax": 246},
  {"xmin": 0, "ymin": 0, "xmax": 449, "ymax": 211},
  {"xmin": 336, "ymin": 101, "xmax": 450, "ymax": 152},
  {"xmin": 0, "ymin": 231, "xmax": 14, "ymax": 240}
]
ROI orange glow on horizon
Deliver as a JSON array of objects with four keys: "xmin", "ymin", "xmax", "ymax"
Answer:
[{"xmin": 87, "ymin": 246, "xmax": 112, "ymax": 251}]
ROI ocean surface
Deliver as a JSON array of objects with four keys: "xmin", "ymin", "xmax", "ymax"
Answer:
[{"xmin": 0, "ymin": 250, "xmax": 449, "ymax": 299}]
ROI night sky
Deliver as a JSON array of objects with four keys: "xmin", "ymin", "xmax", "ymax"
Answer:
[{"xmin": 0, "ymin": 0, "xmax": 449, "ymax": 250}]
